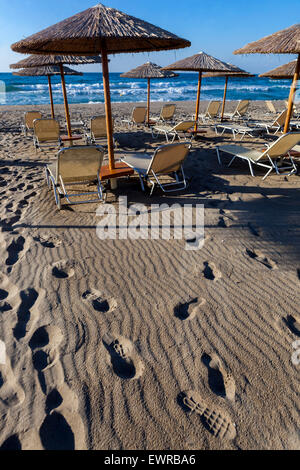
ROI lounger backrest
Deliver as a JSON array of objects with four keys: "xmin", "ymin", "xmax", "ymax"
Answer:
[
  {"xmin": 160, "ymin": 104, "xmax": 176, "ymax": 121},
  {"xmin": 236, "ymin": 100, "xmax": 249, "ymax": 116},
  {"xmin": 266, "ymin": 101, "xmax": 276, "ymax": 113},
  {"xmin": 174, "ymin": 121, "xmax": 195, "ymax": 132},
  {"xmin": 260, "ymin": 133, "xmax": 300, "ymax": 160},
  {"xmin": 132, "ymin": 107, "xmax": 147, "ymax": 124},
  {"xmin": 273, "ymin": 109, "xmax": 288, "ymax": 127},
  {"xmin": 91, "ymin": 116, "xmax": 114, "ymax": 138},
  {"xmin": 207, "ymin": 100, "xmax": 221, "ymax": 117},
  {"xmin": 148, "ymin": 142, "xmax": 191, "ymax": 174},
  {"xmin": 57, "ymin": 146, "xmax": 104, "ymax": 182},
  {"xmin": 25, "ymin": 111, "xmax": 42, "ymax": 130},
  {"xmin": 33, "ymin": 119, "xmax": 60, "ymax": 142}
]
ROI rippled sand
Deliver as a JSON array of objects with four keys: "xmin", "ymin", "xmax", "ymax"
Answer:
[{"xmin": 0, "ymin": 100, "xmax": 300, "ymax": 450}]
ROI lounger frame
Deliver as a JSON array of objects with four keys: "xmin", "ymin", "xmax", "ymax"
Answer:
[
  {"xmin": 152, "ymin": 121, "xmax": 195, "ymax": 143},
  {"xmin": 33, "ymin": 118, "xmax": 62, "ymax": 152},
  {"xmin": 45, "ymin": 145, "xmax": 105, "ymax": 210},
  {"xmin": 216, "ymin": 133, "xmax": 299, "ymax": 179},
  {"xmin": 121, "ymin": 142, "xmax": 192, "ymax": 196}
]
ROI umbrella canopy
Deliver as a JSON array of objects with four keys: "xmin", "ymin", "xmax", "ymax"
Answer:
[
  {"xmin": 10, "ymin": 55, "xmax": 102, "ymax": 69},
  {"xmin": 259, "ymin": 60, "xmax": 297, "ymax": 79},
  {"xmin": 12, "ymin": 65, "xmax": 82, "ymax": 76},
  {"xmin": 234, "ymin": 24, "xmax": 300, "ymax": 132},
  {"xmin": 121, "ymin": 62, "xmax": 178, "ymax": 124},
  {"xmin": 11, "ymin": 3, "xmax": 190, "ymax": 176},
  {"xmin": 13, "ymin": 66, "xmax": 83, "ymax": 118},
  {"xmin": 11, "ymin": 4, "xmax": 191, "ymax": 55},
  {"xmin": 121, "ymin": 62, "xmax": 178, "ymax": 79},
  {"xmin": 203, "ymin": 69, "xmax": 254, "ymax": 121},
  {"xmin": 10, "ymin": 55, "xmax": 101, "ymax": 135},
  {"xmin": 163, "ymin": 51, "xmax": 244, "ymax": 73},
  {"xmin": 163, "ymin": 52, "xmax": 244, "ymax": 130}
]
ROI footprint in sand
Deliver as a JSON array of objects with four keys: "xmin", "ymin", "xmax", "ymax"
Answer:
[
  {"xmin": 45, "ymin": 383, "xmax": 79, "ymax": 415},
  {"xmin": 174, "ymin": 297, "xmax": 206, "ymax": 321},
  {"xmin": 202, "ymin": 353, "xmax": 236, "ymax": 402},
  {"xmin": 179, "ymin": 390, "xmax": 236, "ymax": 440},
  {"xmin": 33, "ymin": 234, "xmax": 62, "ymax": 249},
  {"xmin": 30, "ymin": 325, "xmax": 64, "ymax": 395},
  {"xmin": 51, "ymin": 260, "xmax": 75, "ymax": 279},
  {"xmin": 0, "ymin": 434, "xmax": 22, "ymax": 450},
  {"xmin": 13, "ymin": 288, "xmax": 41, "ymax": 341},
  {"xmin": 247, "ymin": 223, "xmax": 261, "ymax": 237},
  {"xmin": 82, "ymin": 289, "xmax": 117, "ymax": 314},
  {"xmin": 40, "ymin": 385, "xmax": 85, "ymax": 450},
  {"xmin": 0, "ymin": 288, "xmax": 12, "ymax": 313},
  {"xmin": 283, "ymin": 315, "xmax": 300, "ymax": 337},
  {"xmin": 5, "ymin": 236, "xmax": 26, "ymax": 267},
  {"xmin": 39, "ymin": 408, "xmax": 86, "ymax": 450},
  {"xmin": 29, "ymin": 325, "xmax": 86, "ymax": 449},
  {"xmin": 0, "ymin": 214, "xmax": 21, "ymax": 233},
  {"xmin": 103, "ymin": 334, "xmax": 144, "ymax": 380},
  {"xmin": 202, "ymin": 262, "xmax": 222, "ymax": 281},
  {"xmin": 246, "ymin": 249, "xmax": 277, "ymax": 270},
  {"xmin": 0, "ymin": 355, "xmax": 25, "ymax": 409}
]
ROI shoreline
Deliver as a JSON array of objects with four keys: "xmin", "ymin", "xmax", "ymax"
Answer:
[{"xmin": 0, "ymin": 98, "xmax": 288, "ymax": 110}]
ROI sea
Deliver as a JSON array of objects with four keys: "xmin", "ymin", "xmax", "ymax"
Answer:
[{"xmin": 0, "ymin": 72, "xmax": 295, "ymax": 107}]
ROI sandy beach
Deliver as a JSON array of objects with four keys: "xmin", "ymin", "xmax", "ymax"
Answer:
[{"xmin": 0, "ymin": 99, "xmax": 300, "ymax": 450}]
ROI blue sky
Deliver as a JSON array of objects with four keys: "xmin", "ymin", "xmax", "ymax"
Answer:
[{"xmin": 0, "ymin": 0, "xmax": 298, "ymax": 73}]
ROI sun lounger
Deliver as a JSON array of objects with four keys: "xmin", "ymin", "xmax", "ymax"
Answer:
[
  {"xmin": 33, "ymin": 118, "xmax": 62, "ymax": 151},
  {"xmin": 45, "ymin": 145, "xmax": 105, "ymax": 210},
  {"xmin": 152, "ymin": 120, "xmax": 195, "ymax": 143},
  {"xmin": 122, "ymin": 106, "xmax": 147, "ymax": 128},
  {"xmin": 21, "ymin": 111, "xmax": 42, "ymax": 136},
  {"xmin": 251, "ymin": 109, "xmax": 288, "ymax": 134},
  {"xmin": 64, "ymin": 119, "xmax": 85, "ymax": 131},
  {"xmin": 223, "ymin": 100, "xmax": 250, "ymax": 121},
  {"xmin": 121, "ymin": 142, "xmax": 192, "ymax": 196},
  {"xmin": 214, "ymin": 123, "xmax": 263, "ymax": 140},
  {"xmin": 216, "ymin": 132, "xmax": 300, "ymax": 179},
  {"xmin": 85, "ymin": 115, "xmax": 115, "ymax": 147},
  {"xmin": 150, "ymin": 104, "xmax": 176, "ymax": 124},
  {"xmin": 265, "ymin": 101, "xmax": 277, "ymax": 114},
  {"xmin": 195, "ymin": 100, "xmax": 221, "ymax": 123}
]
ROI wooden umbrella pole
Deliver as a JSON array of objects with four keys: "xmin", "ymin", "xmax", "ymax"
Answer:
[
  {"xmin": 194, "ymin": 71, "xmax": 202, "ymax": 132},
  {"xmin": 221, "ymin": 76, "xmax": 228, "ymax": 122},
  {"xmin": 284, "ymin": 53, "xmax": 300, "ymax": 133},
  {"xmin": 59, "ymin": 64, "xmax": 72, "ymax": 138},
  {"xmin": 101, "ymin": 43, "xmax": 115, "ymax": 170},
  {"xmin": 47, "ymin": 75, "xmax": 55, "ymax": 119},
  {"xmin": 147, "ymin": 78, "xmax": 151, "ymax": 125}
]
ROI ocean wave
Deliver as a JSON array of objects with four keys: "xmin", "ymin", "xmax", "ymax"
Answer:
[{"xmin": 0, "ymin": 72, "xmax": 293, "ymax": 106}]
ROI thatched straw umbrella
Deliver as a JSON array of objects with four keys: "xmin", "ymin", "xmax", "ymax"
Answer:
[
  {"xmin": 203, "ymin": 69, "xmax": 254, "ymax": 121},
  {"xmin": 12, "ymin": 66, "xmax": 82, "ymax": 119},
  {"xmin": 259, "ymin": 60, "xmax": 297, "ymax": 79},
  {"xmin": 10, "ymin": 55, "xmax": 101, "ymax": 138},
  {"xmin": 10, "ymin": 3, "xmax": 190, "ymax": 179},
  {"xmin": 120, "ymin": 62, "xmax": 178, "ymax": 125},
  {"xmin": 234, "ymin": 24, "xmax": 300, "ymax": 133},
  {"xmin": 163, "ymin": 51, "xmax": 244, "ymax": 131}
]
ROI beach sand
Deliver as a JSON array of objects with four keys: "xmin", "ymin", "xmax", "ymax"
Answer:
[{"xmin": 0, "ymin": 99, "xmax": 300, "ymax": 450}]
